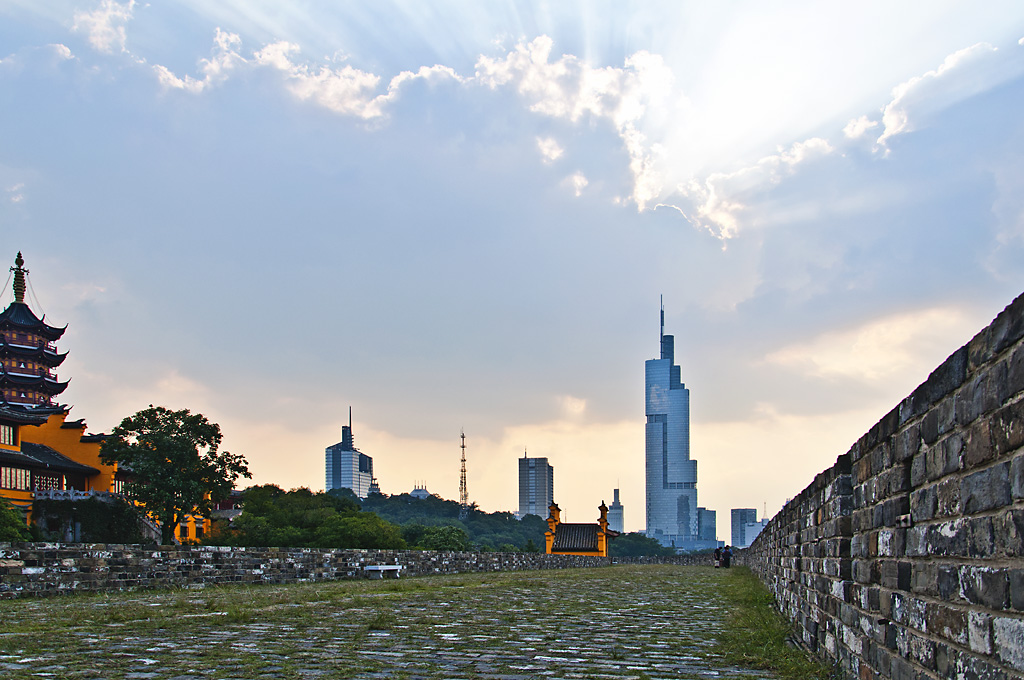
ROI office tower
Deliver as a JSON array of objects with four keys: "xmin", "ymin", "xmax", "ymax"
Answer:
[
  {"xmin": 518, "ymin": 452, "xmax": 554, "ymax": 518},
  {"xmin": 607, "ymin": 488, "xmax": 625, "ymax": 533},
  {"xmin": 325, "ymin": 409, "xmax": 375, "ymax": 498},
  {"xmin": 645, "ymin": 301, "xmax": 717, "ymax": 550},
  {"xmin": 731, "ymin": 508, "xmax": 758, "ymax": 546}
]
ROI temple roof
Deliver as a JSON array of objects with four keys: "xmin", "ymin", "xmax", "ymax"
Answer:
[
  {"xmin": 0, "ymin": 337, "xmax": 68, "ymax": 366},
  {"xmin": 0, "ymin": 403, "xmax": 53, "ymax": 425},
  {"xmin": 0, "ymin": 372, "xmax": 70, "ymax": 395},
  {"xmin": 0, "ymin": 441, "xmax": 100, "ymax": 476},
  {"xmin": 551, "ymin": 523, "xmax": 600, "ymax": 553},
  {"xmin": 0, "ymin": 302, "xmax": 66, "ymax": 342}
]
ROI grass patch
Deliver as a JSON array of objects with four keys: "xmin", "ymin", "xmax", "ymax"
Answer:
[
  {"xmin": 713, "ymin": 567, "xmax": 835, "ymax": 680},
  {"xmin": 366, "ymin": 609, "xmax": 396, "ymax": 630}
]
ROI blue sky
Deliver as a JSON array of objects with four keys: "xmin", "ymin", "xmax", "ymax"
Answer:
[{"xmin": 3, "ymin": 1, "xmax": 1024, "ymax": 537}]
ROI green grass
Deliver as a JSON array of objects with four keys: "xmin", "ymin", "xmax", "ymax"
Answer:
[{"xmin": 714, "ymin": 566, "xmax": 836, "ymax": 680}]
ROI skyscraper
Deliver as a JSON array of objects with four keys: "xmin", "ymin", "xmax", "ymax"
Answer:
[
  {"xmin": 325, "ymin": 409, "xmax": 375, "ymax": 498},
  {"xmin": 518, "ymin": 452, "xmax": 554, "ymax": 518},
  {"xmin": 607, "ymin": 488, "xmax": 625, "ymax": 533},
  {"xmin": 645, "ymin": 301, "xmax": 717, "ymax": 550}
]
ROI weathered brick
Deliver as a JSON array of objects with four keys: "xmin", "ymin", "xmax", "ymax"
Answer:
[
  {"xmin": 964, "ymin": 418, "xmax": 995, "ymax": 469},
  {"xmin": 968, "ymin": 516, "xmax": 996, "ymax": 558},
  {"xmin": 928, "ymin": 601, "xmax": 968, "ymax": 645},
  {"xmin": 993, "ymin": 615, "xmax": 1024, "ymax": 671},
  {"xmin": 930, "ymin": 518, "xmax": 968, "ymax": 557},
  {"xmin": 969, "ymin": 610, "xmax": 993, "ymax": 654},
  {"xmin": 1013, "ymin": 454, "xmax": 1024, "ymax": 500},
  {"xmin": 910, "ymin": 486, "xmax": 936, "ymax": 522},
  {"xmin": 961, "ymin": 462, "xmax": 1012, "ymax": 515},
  {"xmin": 1011, "ymin": 570, "xmax": 1024, "ymax": 611},
  {"xmin": 894, "ymin": 424, "xmax": 920, "ymax": 462},
  {"xmin": 998, "ymin": 509, "xmax": 1024, "ymax": 557},
  {"xmin": 992, "ymin": 400, "xmax": 1024, "ymax": 456},
  {"xmin": 960, "ymin": 566, "xmax": 1009, "ymax": 610},
  {"xmin": 989, "ymin": 292, "xmax": 1024, "ymax": 356},
  {"xmin": 1008, "ymin": 342, "xmax": 1024, "ymax": 396}
]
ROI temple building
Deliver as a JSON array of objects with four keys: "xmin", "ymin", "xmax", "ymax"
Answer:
[
  {"xmin": 0, "ymin": 253, "xmax": 206, "ymax": 541},
  {"xmin": 544, "ymin": 501, "xmax": 618, "ymax": 557}
]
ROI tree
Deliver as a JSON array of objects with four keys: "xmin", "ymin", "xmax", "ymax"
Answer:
[
  {"xmin": 100, "ymin": 406, "xmax": 251, "ymax": 544},
  {"xmin": 609, "ymin": 532, "xmax": 677, "ymax": 557},
  {"xmin": 0, "ymin": 498, "xmax": 30, "ymax": 542}
]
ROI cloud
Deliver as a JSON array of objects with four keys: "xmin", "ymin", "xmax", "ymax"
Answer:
[
  {"xmin": 6, "ymin": 183, "xmax": 25, "ymax": 203},
  {"xmin": 763, "ymin": 306, "xmax": 979, "ymax": 383},
  {"xmin": 475, "ymin": 36, "xmax": 674, "ymax": 209},
  {"xmin": 536, "ymin": 137, "xmax": 563, "ymax": 163},
  {"xmin": 876, "ymin": 43, "xmax": 998, "ymax": 148},
  {"xmin": 154, "ymin": 28, "xmax": 246, "ymax": 94},
  {"xmin": 566, "ymin": 172, "xmax": 588, "ymax": 197},
  {"xmin": 679, "ymin": 137, "xmax": 833, "ymax": 239},
  {"xmin": 843, "ymin": 115, "xmax": 878, "ymax": 139},
  {"xmin": 72, "ymin": 0, "xmax": 135, "ymax": 54},
  {"xmin": 254, "ymin": 43, "xmax": 461, "ymax": 119}
]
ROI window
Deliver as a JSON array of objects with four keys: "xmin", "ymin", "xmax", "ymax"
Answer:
[
  {"xmin": 34, "ymin": 474, "xmax": 62, "ymax": 491},
  {"xmin": 0, "ymin": 424, "xmax": 14, "ymax": 446},
  {"xmin": 180, "ymin": 524, "xmax": 190, "ymax": 539},
  {"xmin": 111, "ymin": 479, "xmax": 127, "ymax": 495},
  {"xmin": 195, "ymin": 525, "xmax": 205, "ymax": 539},
  {"xmin": 1, "ymin": 466, "xmax": 30, "ymax": 490}
]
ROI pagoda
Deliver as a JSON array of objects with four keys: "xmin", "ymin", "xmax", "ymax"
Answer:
[{"xmin": 0, "ymin": 252, "xmax": 69, "ymax": 408}]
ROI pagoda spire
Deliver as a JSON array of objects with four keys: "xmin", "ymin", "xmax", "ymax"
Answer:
[{"xmin": 11, "ymin": 252, "xmax": 26, "ymax": 304}]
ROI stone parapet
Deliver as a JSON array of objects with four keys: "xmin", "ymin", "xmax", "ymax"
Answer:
[
  {"xmin": 0, "ymin": 544, "xmax": 617, "ymax": 598},
  {"xmin": 742, "ymin": 290, "xmax": 1024, "ymax": 680}
]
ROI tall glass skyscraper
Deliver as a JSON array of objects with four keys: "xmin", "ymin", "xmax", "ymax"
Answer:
[
  {"xmin": 325, "ymin": 409, "xmax": 375, "ymax": 499},
  {"xmin": 645, "ymin": 303, "xmax": 718, "ymax": 550},
  {"xmin": 518, "ymin": 453, "xmax": 554, "ymax": 518}
]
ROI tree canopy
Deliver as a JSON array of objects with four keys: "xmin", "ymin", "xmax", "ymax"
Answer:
[
  {"xmin": 100, "ymin": 405, "xmax": 251, "ymax": 544},
  {"xmin": 609, "ymin": 532, "xmax": 678, "ymax": 557},
  {"xmin": 332, "ymin": 489, "xmax": 546, "ymax": 551},
  {"xmin": 215, "ymin": 485, "xmax": 406, "ymax": 549},
  {"xmin": 0, "ymin": 498, "xmax": 30, "ymax": 542}
]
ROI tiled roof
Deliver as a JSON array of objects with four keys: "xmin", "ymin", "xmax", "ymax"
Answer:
[
  {"xmin": 0, "ymin": 441, "xmax": 100, "ymax": 475},
  {"xmin": 551, "ymin": 523, "xmax": 600, "ymax": 552}
]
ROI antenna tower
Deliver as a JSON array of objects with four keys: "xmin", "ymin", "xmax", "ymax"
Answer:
[{"xmin": 458, "ymin": 430, "xmax": 469, "ymax": 520}]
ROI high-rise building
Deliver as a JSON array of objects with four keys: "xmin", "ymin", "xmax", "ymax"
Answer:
[
  {"xmin": 731, "ymin": 508, "xmax": 758, "ymax": 546},
  {"xmin": 518, "ymin": 452, "xmax": 553, "ymax": 519},
  {"xmin": 325, "ymin": 409, "xmax": 375, "ymax": 498},
  {"xmin": 607, "ymin": 488, "xmax": 624, "ymax": 533},
  {"xmin": 645, "ymin": 301, "xmax": 718, "ymax": 550}
]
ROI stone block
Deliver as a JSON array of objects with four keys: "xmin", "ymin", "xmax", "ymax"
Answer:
[
  {"xmin": 964, "ymin": 418, "xmax": 995, "ymax": 469},
  {"xmin": 1010, "ymin": 570, "xmax": 1024, "ymax": 611},
  {"xmin": 1014, "ymin": 454, "xmax": 1024, "ymax": 500},
  {"xmin": 923, "ymin": 410, "xmax": 939, "ymax": 446},
  {"xmin": 929, "ymin": 518, "xmax": 967, "ymax": 557},
  {"xmin": 968, "ymin": 516, "xmax": 996, "ymax": 558},
  {"xmin": 960, "ymin": 566, "xmax": 1009, "ymax": 610},
  {"xmin": 927, "ymin": 601, "xmax": 968, "ymax": 645},
  {"xmin": 961, "ymin": 462, "xmax": 1012, "ymax": 515},
  {"xmin": 993, "ymin": 615, "xmax": 1024, "ymax": 671},
  {"xmin": 936, "ymin": 478, "xmax": 961, "ymax": 517},
  {"xmin": 911, "ymin": 452, "xmax": 927, "ymax": 488},
  {"xmin": 911, "ymin": 485, "xmax": 937, "ymax": 523},
  {"xmin": 1008, "ymin": 342, "xmax": 1024, "ymax": 396},
  {"xmin": 968, "ymin": 610, "xmax": 993, "ymax": 655},
  {"xmin": 911, "ymin": 562, "xmax": 937, "ymax": 596},
  {"xmin": 992, "ymin": 400, "xmax": 1024, "ymax": 456},
  {"xmin": 990, "ymin": 292, "xmax": 1024, "ymax": 356}
]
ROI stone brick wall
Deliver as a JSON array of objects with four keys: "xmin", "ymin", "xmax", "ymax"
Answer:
[
  {"xmin": 743, "ymin": 291, "xmax": 1024, "ymax": 680},
  {"xmin": 0, "ymin": 543, "xmax": 616, "ymax": 599}
]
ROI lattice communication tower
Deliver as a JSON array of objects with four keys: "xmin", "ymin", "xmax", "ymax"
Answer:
[{"xmin": 459, "ymin": 430, "xmax": 469, "ymax": 520}]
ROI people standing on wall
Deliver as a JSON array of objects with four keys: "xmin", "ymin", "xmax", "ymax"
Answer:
[
  {"xmin": 714, "ymin": 546, "xmax": 722, "ymax": 568},
  {"xmin": 722, "ymin": 545, "xmax": 732, "ymax": 568}
]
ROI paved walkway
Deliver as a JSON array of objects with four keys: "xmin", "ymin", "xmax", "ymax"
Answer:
[{"xmin": 0, "ymin": 565, "xmax": 774, "ymax": 679}]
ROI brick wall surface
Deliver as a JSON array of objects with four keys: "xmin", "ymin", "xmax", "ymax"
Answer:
[
  {"xmin": 0, "ymin": 544, "xmax": 714, "ymax": 599},
  {"xmin": 742, "ymin": 291, "xmax": 1024, "ymax": 680}
]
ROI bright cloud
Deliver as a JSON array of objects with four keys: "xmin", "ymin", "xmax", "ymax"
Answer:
[
  {"xmin": 877, "ymin": 43, "xmax": 998, "ymax": 148},
  {"xmin": 476, "ymin": 36, "xmax": 674, "ymax": 209},
  {"xmin": 72, "ymin": 0, "xmax": 135, "ymax": 54},
  {"xmin": 154, "ymin": 29, "xmax": 246, "ymax": 94},
  {"xmin": 536, "ymin": 137, "xmax": 563, "ymax": 163},
  {"xmin": 763, "ymin": 306, "xmax": 981, "ymax": 383},
  {"xmin": 6, "ymin": 183, "xmax": 25, "ymax": 203},
  {"xmin": 843, "ymin": 115, "xmax": 879, "ymax": 139},
  {"xmin": 679, "ymin": 137, "xmax": 833, "ymax": 239},
  {"xmin": 567, "ymin": 172, "xmax": 588, "ymax": 197}
]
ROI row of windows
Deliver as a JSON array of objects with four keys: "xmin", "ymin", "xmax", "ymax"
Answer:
[
  {"xmin": 0, "ymin": 466, "xmax": 30, "ymax": 490},
  {"xmin": 0, "ymin": 467, "xmax": 64, "ymax": 491},
  {"xmin": 0, "ymin": 424, "xmax": 14, "ymax": 446}
]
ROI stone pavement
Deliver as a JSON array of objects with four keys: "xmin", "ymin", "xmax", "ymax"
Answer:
[{"xmin": 0, "ymin": 565, "xmax": 776, "ymax": 679}]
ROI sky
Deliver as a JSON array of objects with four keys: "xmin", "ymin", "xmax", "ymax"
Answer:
[{"xmin": 3, "ymin": 1, "xmax": 1024, "ymax": 540}]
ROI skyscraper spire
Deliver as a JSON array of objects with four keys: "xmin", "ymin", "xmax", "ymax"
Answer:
[
  {"xmin": 11, "ymin": 252, "xmax": 27, "ymax": 304},
  {"xmin": 660, "ymin": 294, "xmax": 664, "ymax": 344}
]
